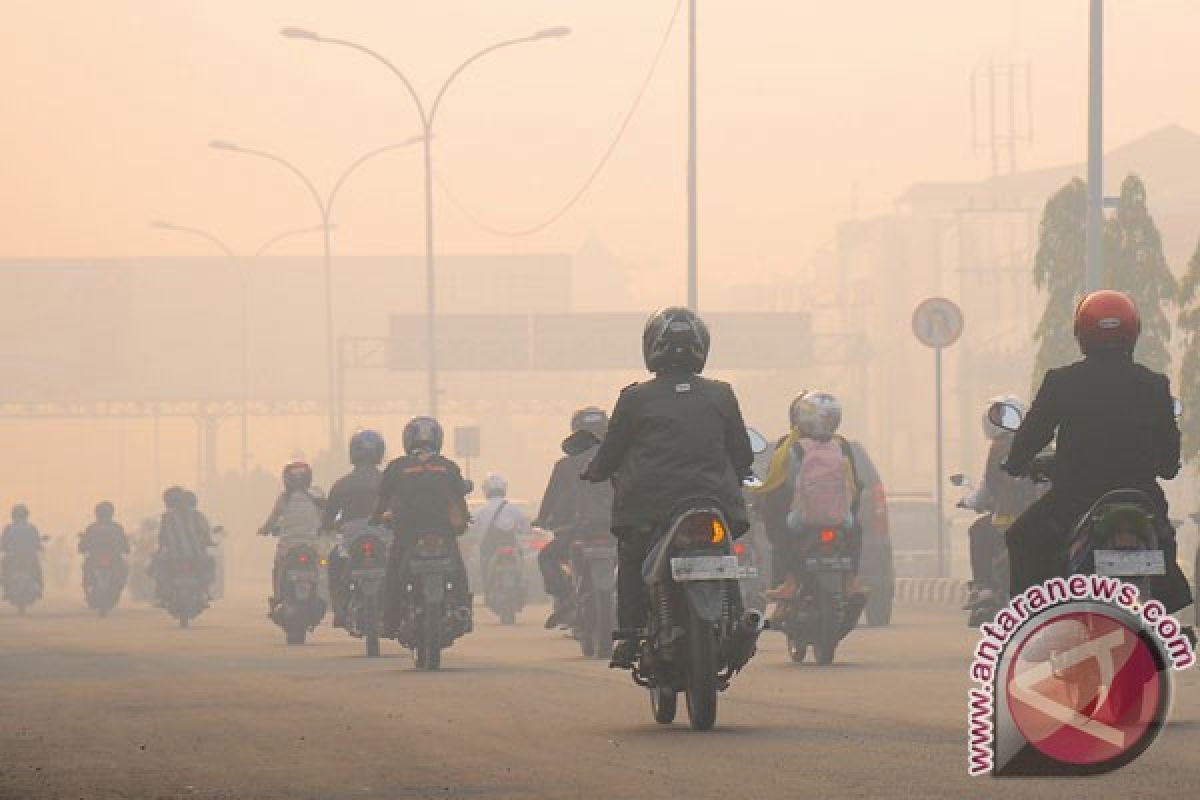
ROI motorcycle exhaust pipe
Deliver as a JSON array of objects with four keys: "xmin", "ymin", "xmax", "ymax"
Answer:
[{"xmin": 726, "ymin": 610, "xmax": 766, "ymax": 674}]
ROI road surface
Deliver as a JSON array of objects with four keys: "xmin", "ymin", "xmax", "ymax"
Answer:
[{"xmin": 1, "ymin": 590, "xmax": 1196, "ymax": 799}]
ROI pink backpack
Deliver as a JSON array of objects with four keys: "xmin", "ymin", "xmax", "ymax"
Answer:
[{"xmin": 791, "ymin": 438, "xmax": 853, "ymax": 527}]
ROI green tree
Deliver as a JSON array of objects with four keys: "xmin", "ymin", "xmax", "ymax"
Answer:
[
  {"xmin": 1032, "ymin": 179, "xmax": 1087, "ymax": 383},
  {"xmin": 1176, "ymin": 235, "xmax": 1200, "ymax": 462},
  {"xmin": 1032, "ymin": 174, "xmax": 1176, "ymax": 383}
]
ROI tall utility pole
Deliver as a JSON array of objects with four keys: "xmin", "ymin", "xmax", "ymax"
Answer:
[
  {"xmin": 1086, "ymin": 0, "xmax": 1104, "ymax": 292},
  {"xmin": 687, "ymin": 0, "xmax": 698, "ymax": 311}
]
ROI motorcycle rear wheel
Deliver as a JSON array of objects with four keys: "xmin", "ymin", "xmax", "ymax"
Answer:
[
  {"xmin": 787, "ymin": 633, "xmax": 808, "ymax": 663},
  {"xmin": 416, "ymin": 604, "xmax": 442, "ymax": 671},
  {"xmin": 285, "ymin": 621, "xmax": 307, "ymax": 645},
  {"xmin": 684, "ymin": 609, "xmax": 720, "ymax": 731},
  {"xmin": 650, "ymin": 685, "xmax": 677, "ymax": 725},
  {"xmin": 592, "ymin": 591, "xmax": 614, "ymax": 660},
  {"xmin": 812, "ymin": 590, "xmax": 840, "ymax": 666}
]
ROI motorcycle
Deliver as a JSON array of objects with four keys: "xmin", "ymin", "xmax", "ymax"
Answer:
[
  {"xmin": 394, "ymin": 529, "xmax": 472, "ymax": 670},
  {"xmin": 949, "ymin": 473, "xmax": 1010, "ymax": 628},
  {"xmin": 270, "ymin": 542, "xmax": 327, "ymax": 645},
  {"xmin": 567, "ymin": 531, "xmax": 618, "ymax": 659},
  {"xmin": 734, "ymin": 536, "xmax": 766, "ymax": 613},
  {"xmin": 81, "ymin": 545, "xmax": 129, "ymax": 617},
  {"xmin": 340, "ymin": 524, "xmax": 390, "ymax": 657},
  {"xmin": 159, "ymin": 554, "xmax": 210, "ymax": 628},
  {"xmin": 563, "ymin": 426, "xmax": 768, "ymax": 731},
  {"xmin": 2, "ymin": 539, "xmax": 48, "ymax": 614},
  {"xmin": 772, "ymin": 524, "xmax": 861, "ymax": 665},
  {"xmin": 484, "ymin": 543, "xmax": 526, "ymax": 626}
]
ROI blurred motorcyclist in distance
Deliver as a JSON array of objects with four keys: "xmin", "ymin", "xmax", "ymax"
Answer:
[
  {"xmin": 582, "ymin": 307, "xmax": 754, "ymax": 668},
  {"xmin": 155, "ymin": 487, "xmax": 216, "ymax": 604},
  {"xmin": 755, "ymin": 391, "xmax": 867, "ymax": 626},
  {"xmin": 1003, "ymin": 290, "xmax": 1193, "ymax": 616},
  {"xmin": 258, "ymin": 463, "xmax": 325, "ymax": 611},
  {"xmin": 78, "ymin": 501, "xmax": 130, "ymax": 591},
  {"xmin": 961, "ymin": 395, "xmax": 1037, "ymax": 611},
  {"xmin": 472, "ymin": 473, "xmax": 532, "ymax": 586},
  {"xmin": 1, "ymin": 504, "xmax": 43, "ymax": 591},
  {"xmin": 324, "ymin": 429, "xmax": 387, "ymax": 628},
  {"xmin": 374, "ymin": 417, "xmax": 472, "ymax": 632},
  {"xmin": 537, "ymin": 407, "xmax": 613, "ymax": 629}
]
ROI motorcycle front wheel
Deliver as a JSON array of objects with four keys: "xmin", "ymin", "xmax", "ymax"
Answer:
[
  {"xmin": 650, "ymin": 684, "xmax": 677, "ymax": 725},
  {"xmin": 684, "ymin": 609, "xmax": 720, "ymax": 731}
]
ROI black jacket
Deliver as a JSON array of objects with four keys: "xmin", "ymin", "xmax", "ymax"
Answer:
[
  {"xmin": 535, "ymin": 455, "xmax": 579, "ymax": 531},
  {"xmin": 323, "ymin": 466, "xmax": 383, "ymax": 530},
  {"xmin": 1006, "ymin": 353, "xmax": 1180, "ymax": 494},
  {"xmin": 79, "ymin": 522, "xmax": 130, "ymax": 556},
  {"xmin": 585, "ymin": 370, "xmax": 753, "ymax": 533},
  {"xmin": 375, "ymin": 453, "xmax": 469, "ymax": 536}
]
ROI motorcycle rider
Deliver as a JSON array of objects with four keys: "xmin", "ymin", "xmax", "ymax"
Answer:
[
  {"xmin": 582, "ymin": 307, "xmax": 754, "ymax": 668},
  {"xmin": 154, "ymin": 487, "xmax": 216, "ymax": 604},
  {"xmin": 755, "ymin": 391, "xmax": 867, "ymax": 629},
  {"xmin": 961, "ymin": 395, "xmax": 1038, "ymax": 611},
  {"xmin": 1, "ymin": 505, "xmax": 43, "ymax": 595},
  {"xmin": 78, "ymin": 501, "xmax": 130, "ymax": 593},
  {"xmin": 374, "ymin": 417, "xmax": 472, "ymax": 633},
  {"xmin": 472, "ymin": 473, "xmax": 532, "ymax": 587},
  {"xmin": 1003, "ymin": 290, "xmax": 1193, "ymax": 614},
  {"xmin": 537, "ymin": 407, "xmax": 613, "ymax": 629},
  {"xmin": 323, "ymin": 429, "xmax": 387, "ymax": 628},
  {"xmin": 258, "ymin": 462, "xmax": 326, "ymax": 611}
]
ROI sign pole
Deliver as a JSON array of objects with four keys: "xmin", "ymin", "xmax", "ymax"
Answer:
[{"xmin": 935, "ymin": 345, "xmax": 946, "ymax": 578}]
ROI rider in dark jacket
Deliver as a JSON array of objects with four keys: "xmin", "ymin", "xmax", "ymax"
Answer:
[
  {"xmin": 1004, "ymin": 290, "xmax": 1192, "ymax": 613},
  {"xmin": 537, "ymin": 407, "xmax": 613, "ymax": 628},
  {"xmin": 325, "ymin": 429, "xmax": 386, "ymax": 628},
  {"xmin": 584, "ymin": 307, "xmax": 754, "ymax": 667},
  {"xmin": 375, "ymin": 417, "xmax": 472, "ymax": 632},
  {"xmin": 79, "ymin": 501, "xmax": 130, "ymax": 592}
]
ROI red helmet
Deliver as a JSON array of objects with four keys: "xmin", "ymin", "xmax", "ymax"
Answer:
[{"xmin": 1073, "ymin": 290, "xmax": 1140, "ymax": 354}]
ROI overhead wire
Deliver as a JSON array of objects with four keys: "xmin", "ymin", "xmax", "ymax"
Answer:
[{"xmin": 435, "ymin": 0, "xmax": 684, "ymax": 237}]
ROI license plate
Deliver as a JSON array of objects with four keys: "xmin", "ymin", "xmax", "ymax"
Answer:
[
  {"xmin": 409, "ymin": 558, "xmax": 452, "ymax": 575},
  {"xmin": 287, "ymin": 569, "xmax": 316, "ymax": 581},
  {"xmin": 670, "ymin": 555, "xmax": 739, "ymax": 582},
  {"xmin": 804, "ymin": 556, "xmax": 854, "ymax": 572},
  {"xmin": 736, "ymin": 565, "xmax": 759, "ymax": 579},
  {"xmin": 351, "ymin": 568, "xmax": 386, "ymax": 580},
  {"xmin": 1094, "ymin": 549, "xmax": 1166, "ymax": 577}
]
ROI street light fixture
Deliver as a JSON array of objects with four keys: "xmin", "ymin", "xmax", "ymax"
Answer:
[
  {"xmin": 208, "ymin": 136, "xmax": 422, "ymax": 450},
  {"xmin": 280, "ymin": 25, "xmax": 570, "ymax": 418}
]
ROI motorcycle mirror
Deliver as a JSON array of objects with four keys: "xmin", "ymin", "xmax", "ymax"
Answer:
[
  {"xmin": 987, "ymin": 401, "xmax": 1023, "ymax": 433},
  {"xmin": 948, "ymin": 473, "xmax": 967, "ymax": 487},
  {"xmin": 461, "ymin": 479, "xmax": 474, "ymax": 496},
  {"xmin": 1173, "ymin": 397, "xmax": 1183, "ymax": 419},
  {"xmin": 746, "ymin": 427, "xmax": 769, "ymax": 455},
  {"xmin": 561, "ymin": 428, "xmax": 600, "ymax": 457}
]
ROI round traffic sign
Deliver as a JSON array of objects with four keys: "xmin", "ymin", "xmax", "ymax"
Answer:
[{"xmin": 912, "ymin": 297, "xmax": 964, "ymax": 349}]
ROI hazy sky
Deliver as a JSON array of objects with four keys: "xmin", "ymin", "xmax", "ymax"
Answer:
[{"xmin": 3, "ymin": 1, "xmax": 1199, "ymax": 304}]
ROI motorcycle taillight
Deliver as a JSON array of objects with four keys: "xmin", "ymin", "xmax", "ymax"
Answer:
[
  {"xmin": 675, "ymin": 512, "xmax": 727, "ymax": 549},
  {"xmin": 496, "ymin": 546, "xmax": 516, "ymax": 557},
  {"xmin": 297, "ymin": 553, "xmax": 311, "ymax": 565},
  {"xmin": 361, "ymin": 540, "xmax": 376, "ymax": 556},
  {"xmin": 734, "ymin": 542, "xmax": 747, "ymax": 557}
]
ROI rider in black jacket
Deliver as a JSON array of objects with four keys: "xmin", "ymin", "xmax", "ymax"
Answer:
[
  {"xmin": 584, "ymin": 307, "xmax": 754, "ymax": 668},
  {"xmin": 324, "ymin": 429, "xmax": 386, "ymax": 628},
  {"xmin": 1004, "ymin": 290, "xmax": 1192, "ymax": 613}
]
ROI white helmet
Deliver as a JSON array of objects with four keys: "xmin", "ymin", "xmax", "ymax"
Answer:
[
  {"xmin": 790, "ymin": 390, "xmax": 842, "ymax": 439},
  {"xmin": 983, "ymin": 394, "xmax": 1026, "ymax": 439},
  {"xmin": 482, "ymin": 473, "xmax": 508, "ymax": 498}
]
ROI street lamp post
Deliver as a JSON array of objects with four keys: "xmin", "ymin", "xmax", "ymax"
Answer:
[
  {"xmin": 151, "ymin": 221, "xmax": 328, "ymax": 476},
  {"xmin": 209, "ymin": 137, "xmax": 422, "ymax": 449},
  {"xmin": 1085, "ymin": 0, "xmax": 1104, "ymax": 292},
  {"xmin": 280, "ymin": 25, "xmax": 570, "ymax": 418}
]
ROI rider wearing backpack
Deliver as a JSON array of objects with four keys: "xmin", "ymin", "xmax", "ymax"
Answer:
[{"xmin": 757, "ymin": 392, "xmax": 867, "ymax": 617}]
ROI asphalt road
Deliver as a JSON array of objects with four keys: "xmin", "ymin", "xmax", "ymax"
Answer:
[{"xmin": 1, "ymin": 588, "xmax": 1197, "ymax": 800}]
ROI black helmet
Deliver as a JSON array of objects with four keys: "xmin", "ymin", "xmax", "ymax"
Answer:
[
  {"xmin": 182, "ymin": 490, "xmax": 198, "ymax": 509},
  {"xmin": 162, "ymin": 486, "xmax": 187, "ymax": 510},
  {"xmin": 349, "ymin": 429, "xmax": 386, "ymax": 466},
  {"xmin": 282, "ymin": 462, "xmax": 313, "ymax": 492},
  {"xmin": 11, "ymin": 504, "xmax": 29, "ymax": 521},
  {"xmin": 95, "ymin": 501, "xmax": 115, "ymax": 522},
  {"xmin": 570, "ymin": 406, "xmax": 609, "ymax": 437},
  {"xmin": 642, "ymin": 306, "xmax": 710, "ymax": 373},
  {"xmin": 402, "ymin": 416, "xmax": 444, "ymax": 455}
]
